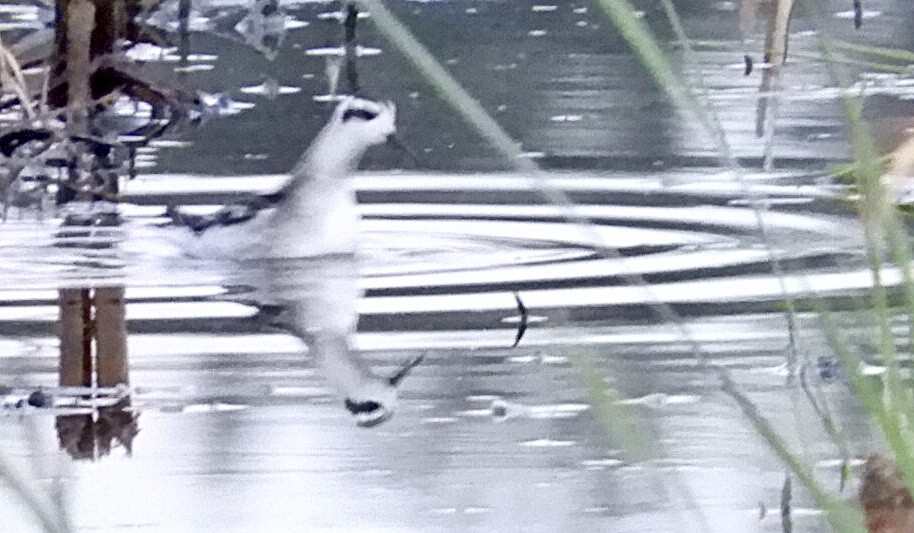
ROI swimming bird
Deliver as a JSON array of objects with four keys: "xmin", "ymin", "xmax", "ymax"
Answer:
[
  {"xmin": 169, "ymin": 96, "xmax": 396, "ymax": 259},
  {"xmin": 169, "ymin": 98, "xmax": 417, "ymax": 428}
]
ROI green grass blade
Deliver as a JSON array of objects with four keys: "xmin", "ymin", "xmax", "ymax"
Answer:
[{"xmin": 830, "ymin": 39, "xmax": 914, "ymax": 63}]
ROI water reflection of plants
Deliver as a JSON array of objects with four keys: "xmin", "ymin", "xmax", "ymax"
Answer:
[
  {"xmin": 3, "ymin": 0, "xmax": 914, "ymax": 532},
  {"xmin": 4, "ymin": 5, "xmax": 420, "ymax": 528},
  {"xmin": 597, "ymin": 1, "xmax": 914, "ymax": 532},
  {"xmin": 0, "ymin": 1, "xmax": 281, "ymax": 530},
  {"xmin": 358, "ymin": 0, "xmax": 914, "ymax": 531}
]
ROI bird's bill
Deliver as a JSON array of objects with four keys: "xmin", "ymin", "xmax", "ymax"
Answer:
[{"xmin": 388, "ymin": 354, "xmax": 425, "ymax": 386}]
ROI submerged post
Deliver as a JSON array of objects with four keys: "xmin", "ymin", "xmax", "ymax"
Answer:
[
  {"xmin": 57, "ymin": 286, "xmax": 133, "ymax": 460},
  {"xmin": 58, "ymin": 288, "xmax": 92, "ymax": 387},
  {"xmin": 94, "ymin": 286, "xmax": 129, "ymax": 387},
  {"xmin": 57, "ymin": 287, "xmax": 130, "ymax": 387}
]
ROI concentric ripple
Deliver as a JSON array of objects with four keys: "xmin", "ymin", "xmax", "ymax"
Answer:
[
  {"xmin": 0, "ymin": 170, "xmax": 874, "ymax": 335},
  {"xmin": 351, "ymin": 171, "xmax": 868, "ymax": 326}
]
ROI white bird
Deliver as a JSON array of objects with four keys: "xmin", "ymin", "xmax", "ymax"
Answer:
[
  {"xmin": 167, "ymin": 98, "xmax": 421, "ymax": 427},
  {"xmin": 169, "ymin": 96, "xmax": 396, "ymax": 259}
]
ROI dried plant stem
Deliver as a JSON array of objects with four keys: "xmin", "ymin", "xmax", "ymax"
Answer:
[{"xmin": 0, "ymin": 36, "xmax": 36, "ymax": 120}]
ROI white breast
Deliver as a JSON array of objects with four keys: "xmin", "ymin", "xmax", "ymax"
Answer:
[{"xmin": 269, "ymin": 177, "xmax": 358, "ymax": 258}]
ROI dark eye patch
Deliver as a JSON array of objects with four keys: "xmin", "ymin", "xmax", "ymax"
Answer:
[
  {"xmin": 344, "ymin": 398, "xmax": 382, "ymax": 414},
  {"xmin": 341, "ymin": 108, "xmax": 378, "ymax": 122}
]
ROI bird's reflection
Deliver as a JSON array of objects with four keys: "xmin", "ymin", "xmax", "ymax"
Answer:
[{"xmin": 251, "ymin": 256, "xmax": 422, "ymax": 428}]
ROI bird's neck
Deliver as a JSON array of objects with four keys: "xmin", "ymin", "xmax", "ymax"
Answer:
[
  {"xmin": 267, "ymin": 127, "xmax": 364, "ymax": 256},
  {"xmin": 292, "ymin": 129, "xmax": 365, "ymax": 183},
  {"xmin": 268, "ymin": 171, "xmax": 358, "ymax": 257},
  {"xmin": 308, "ymin": 333, "xmax": 377, "ymax": 392}
]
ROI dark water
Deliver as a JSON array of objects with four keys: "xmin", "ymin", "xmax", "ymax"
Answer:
[{"xmin": 2, "ymin": 1, "xmax": 914, "ymax": 532}]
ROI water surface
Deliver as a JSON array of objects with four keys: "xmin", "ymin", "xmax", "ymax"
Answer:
[{"xmin": 2, "ymin": 1, "xmax": 914, "ymax": 532}]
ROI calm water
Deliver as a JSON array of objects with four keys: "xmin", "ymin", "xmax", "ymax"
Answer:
[{"xmin": 1, "ymin": 1, "xmax": 914, "ymax": 532}]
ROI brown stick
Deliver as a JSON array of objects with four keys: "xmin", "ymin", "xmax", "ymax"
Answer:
[
  {"xmin": 65, "ymin": 0, "xmax": 94, "ymax": 124},
  {"xmin": 93, "ymin": 286, "xmax": 129, "ymax": 387},
  {"xmin": 58, "ymin": 288, "xmax": 92, "ymax": 387}
]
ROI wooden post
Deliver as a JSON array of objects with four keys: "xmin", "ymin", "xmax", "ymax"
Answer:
[
  {"xmin": 58, "ymin": 288, "xmax": 92, "ymax": 387},
  {"xmin": 57, "ymin": 286, "xmax": 130, "ymax": 389},
  {"xmin": 66, "ymin": 0, "xmax": 94, "ymax": 125},
  {"xmin": 89, "ymin": 0, "xmax": 122, "ymax": 60},
  {"xmin": 58, "ymin": 286, "xmax": 132, "ymax": 460},
  {"xmin": 94, "ymin": 286, "xmax": 129, "ymax": 387}
]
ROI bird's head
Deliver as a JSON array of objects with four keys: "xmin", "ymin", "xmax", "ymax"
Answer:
[
  {"xmin": 330, "ymin": 97, "xmax": 396, "ymax": 151},
  {"xmin": 303, "ymin": 97, "xmax": 397, "ymax": 177},
  {"xmin": 342, "ymin": 354, "xmax": 424, "ymax": 428},
  {"xmin": 343, "ymin": 383, "xmax": 396, "ymax": 428}
]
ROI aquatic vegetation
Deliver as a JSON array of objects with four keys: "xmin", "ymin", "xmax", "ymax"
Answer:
[
  {"xmin": 318, "ymin": 2, "xmax": 914, "ymax": 530},
  {"xmin": 4, "ymin": 0, "xmax": 914, "ymax": 531},
  {"xmin": 594, "ymin": 0, "xmax": 914, "ymax": 531}
]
